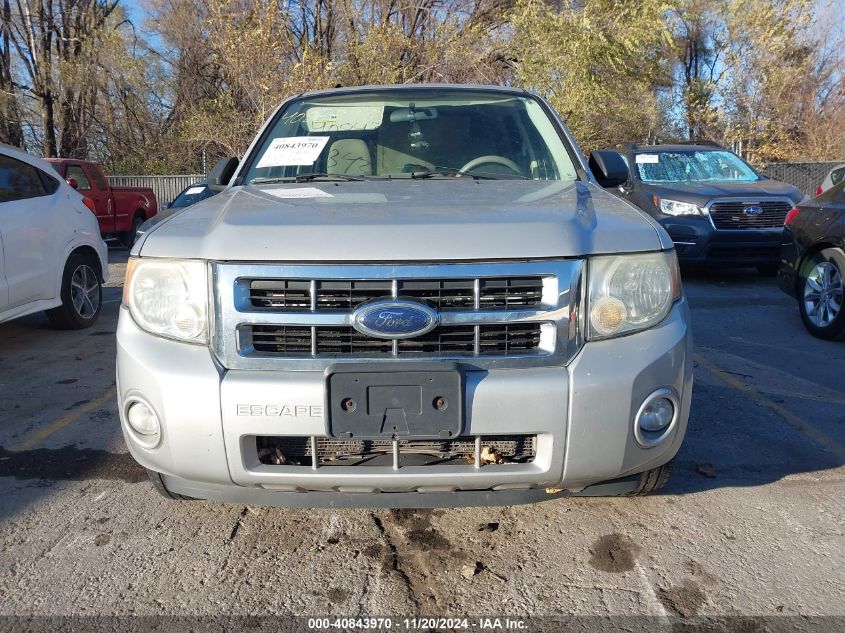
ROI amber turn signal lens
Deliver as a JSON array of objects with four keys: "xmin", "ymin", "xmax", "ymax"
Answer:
[
  {"xmin": 590, "ymin": 297, "xmax": 627, "ymax": 336},
  {"xmin": 122, "ymin": 257, "xmax": 138, "ymax": 305}
]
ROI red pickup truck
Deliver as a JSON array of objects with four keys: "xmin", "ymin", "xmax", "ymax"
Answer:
[{"xmin": 46, "ymin": 159, "xmax": 158, "ymax": 247}]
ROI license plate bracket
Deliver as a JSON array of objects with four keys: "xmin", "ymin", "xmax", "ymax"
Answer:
[{"xmin": 325, "ymin": 363, "xmax": 463, "ymax": 440}]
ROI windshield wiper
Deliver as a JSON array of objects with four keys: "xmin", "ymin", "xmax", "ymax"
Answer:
[
  {"xmin": 251, "ymin": 169, "xmax": 529, "ymax": 184},
  {"xmin": 407, "ymin": 168, "xmax": 528, "ymax": 181},
  {"xmin": 249, "ymin": 173, "xmax": 370, "ymax": 185},
  {"xmin": 459, "ymin": 172, "xmax": 518, "ymax": 180}
]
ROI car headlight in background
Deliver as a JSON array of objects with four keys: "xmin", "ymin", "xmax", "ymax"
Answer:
[
  {"xmin": 654, "ymin": 196, "xmax": 701, "ymax": 216},
  {"xmin": 123, "ymin": 258, "xmax": 209, "ymax": 343},
  {"xmin": 588, "ymin": 251, "xmax": 681, "ymax": 340}
]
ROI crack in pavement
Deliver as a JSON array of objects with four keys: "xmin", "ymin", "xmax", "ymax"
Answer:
[
  {"xmin": 357, "ymin": 557, "xmax": 372, "ymax": 614},
  {"xmin": 227, "ymin": 507, "xmax": 249, "ymax": 544},
  {"xmin": 370, "ymin": 513, "xmax": 422, "ymax": 612}
]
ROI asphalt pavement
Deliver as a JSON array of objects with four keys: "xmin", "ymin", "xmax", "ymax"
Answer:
[{"xmin": 0, "ymin": 249, "xmax": 842, "ymax": 631}]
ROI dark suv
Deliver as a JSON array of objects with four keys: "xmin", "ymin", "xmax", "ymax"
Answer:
[{"xmin": 601, "ymin": 144, "xmax": 803, "ymax": 274}]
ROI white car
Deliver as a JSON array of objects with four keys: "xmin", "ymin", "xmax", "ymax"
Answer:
[
  {"xmin": 0, "ymin": 143, "xmax": 109, "ymax": 328},
  {"xmin": 816, "ymin": 163, "xmax": 845, "ymax": 196}
]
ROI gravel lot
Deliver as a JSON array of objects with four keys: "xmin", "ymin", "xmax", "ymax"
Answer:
[{"xmin": 0, "ymin": 249, "xmax": 843, "ymax": 630}]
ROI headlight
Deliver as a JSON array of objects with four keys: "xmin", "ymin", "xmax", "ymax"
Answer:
[
  {"xmin": 656, "ymin": 197, "xmax": 701, "ymax": 216},
  {"xmin": 587, "ymin": 251, "xmax": 681, "ymax": 340},
  {"xmin": 123, "ymin": 258, "xmax": 209, "ymax": 343}
]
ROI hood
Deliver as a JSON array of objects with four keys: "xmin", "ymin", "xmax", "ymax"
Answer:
[
  {"xmin": 138, "ymin": 180, "xmax": 666, "ymax": 262},
  {"xmin": 641, "ymin": 179, "xmax": 803, "ymax": 206}
]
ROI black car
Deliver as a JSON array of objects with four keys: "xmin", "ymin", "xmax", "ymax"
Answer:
[
  {"xmin": 600, "ymin": 144, "xmax": 803, "ymax": 274},
  {"xmin": 778, "ymin": 180, "xmax": 845, "ymax": 340},
  {"xmin": 135, "ymin": 182, "xmax": 215, "ymax": 242}
]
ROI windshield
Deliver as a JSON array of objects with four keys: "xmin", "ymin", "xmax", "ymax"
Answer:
[
  {"xmin": 170, "ymin": 184, "xmax": 212, "ymax": 208},
  {"xmin": 634, "ymin": 150, "xmax": 760, "ymax": 183},
  {"xmin": 242, "ymin": 90, "xmax": 579, "ymax": 183}
]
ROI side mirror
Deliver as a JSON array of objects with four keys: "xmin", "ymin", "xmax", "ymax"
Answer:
[
  {"xmin": 588, "ymin": 151, "xmax": 629, "ymax": 188},
  {"xmin": 66, "ymin": 178, "xmax": 79, "ymax": 189},
  {"xmin": 208, "ymin": 157, "xmax": 239, "ymax": 192}
]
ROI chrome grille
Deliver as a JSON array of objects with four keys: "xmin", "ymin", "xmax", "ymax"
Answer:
[
  {"xmin": 256, "ymin": 434, "xmax": 537, "ymax": 467},
  {"xmin": 251, "ymin": 325, "xmax": 313, "ymax": 354},
  {"xmin": 478, "ymin": 278, "xmax": 544, "ymax": 308},
  {"xmin": 708, "ymin": 199, "xmax": 792, "ymax": 229},
  {"xmin": 250, "ymin": 324, "xmax": 543, "ymax": 356},
  {"xmin": 250, "ymin": 279, "xmax": 311, "ymax": 309},
  {"xmin": 213, "ymin": 261, "xmax": 584, "ymax": 370},
  {"xmin": 248, "ymin": 277, "xmax": 544, "ymax": 311},
  {"xmin": 315, "ymin": 280, "xmax": 393, "ymax": 310}
]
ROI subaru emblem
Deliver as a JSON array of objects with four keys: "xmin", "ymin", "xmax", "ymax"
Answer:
[
  {"xmin": 743, "ymin": 205, "xmax": 764, "ymax": 216},
  {"xmin": 352, "ymin": 299, "xmax": 439, "ymax": 339}
]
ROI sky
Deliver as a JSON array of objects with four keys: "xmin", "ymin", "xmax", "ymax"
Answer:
[{"xmin": 120, "ymin": 0, "xmax": 147, "ymax": 25}]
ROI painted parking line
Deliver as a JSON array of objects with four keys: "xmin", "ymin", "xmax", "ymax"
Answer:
[
  {"xmin": 694, "ymin": 352, "xmax": 845, "ymax": 461},
  {"xmin": 13, "ymin": 387, "xmax": 117, "ymax": 451}
]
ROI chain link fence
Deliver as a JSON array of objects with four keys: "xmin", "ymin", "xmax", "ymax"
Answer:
[
  {"xmin": 108, "ymin": 174, "xmax": 205, "ymax": 207},
  {"xmin": 758, "ymin": 161, "xmax": 844, "ymax": 197}
]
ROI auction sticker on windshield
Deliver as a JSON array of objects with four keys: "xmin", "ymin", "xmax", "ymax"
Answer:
[
  {"xmin": 635, "ymin": 154, "xmax": 660, "ymax": 164},
  {"xmin": 256, "ymin": 136, "xmax": 330, "ymax": 167},
  {"xmin": 306, "ymin": 106, "xmax": 384, "ymax": 131}
]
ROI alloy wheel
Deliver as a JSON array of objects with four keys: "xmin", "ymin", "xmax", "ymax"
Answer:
[
  {"xmin": 70, "ymin": 264, "xmax": 100, "ymax": 319},
  {"xmin": 803, "ymin": 261, "xmax": 843, "ymax": 327}
]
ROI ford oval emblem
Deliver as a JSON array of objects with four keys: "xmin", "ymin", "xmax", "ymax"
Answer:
[
  {"xmin": 743, "ymin": 205, "xmax": 764, "ymax": 216},
  {"xmin": 352, "ymin": 299, "xmax": 439, "ymax": 339}
]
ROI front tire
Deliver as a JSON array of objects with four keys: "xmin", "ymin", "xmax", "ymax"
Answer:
[
  {"xmin": 46, "ymin": 252, "xmax": 102, "ymax": 329},
  {"xmin": 122, "ymin": 215, "xmax": 144, "ymax": 249},
  {"xmin": 627, "ymin": 459, "xmax": 674, "ymax": 495},
  {"xmin": 573, "ymin": 458, "xmax": 674, "ymax": 496},
  {"xmin": 798, "ymin": 248, "xmax": 845, "ymax": 340}
]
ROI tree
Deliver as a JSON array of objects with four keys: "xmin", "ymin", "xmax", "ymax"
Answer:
[
  {"xmin": 0, "ymin": 0, "xmax": 24, "ymax": 146},
  {"xmin": 673, "ymin": 0, "xmax": 725, "ymax": 141},
  {"xmin": 508, "ymin": 0, "xmax": 677, "ymax": 151},
  {"xmin": 169, "ymin": 0, "xmax": 510, "ymax": 164},
  {"xmin": 1, "ymin": 0, "xmax": 843, "ymax": 171},
  {"xmin": 54, "ymin": 0, "xmax": 120, "ymax": 158},
  {"xmin": 719, "ymin": 0, "xmax": 844, "ymax": 161},
  {"xmin": 5, "ymin": 0, "xmax": 132, "ymax": 157},
  {"xmin": 10, "ymin": 0, "xmax": 58, "ymax": 155}
]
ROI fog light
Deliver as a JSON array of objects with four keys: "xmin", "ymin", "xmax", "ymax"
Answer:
[
  {"xmin": 634, "ymin": 388, "xmax": 679, "ymax": 447},
  {"xmin": 640, "ymin": 398, "xmax": 674, "ymax": 432},
  {"xmin": 127, "ymin": 400, "xmax": 160, "ymax": 437}
]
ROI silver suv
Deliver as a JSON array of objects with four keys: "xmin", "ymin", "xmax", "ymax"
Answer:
[{"xmin": 117, "ymin": 85, "xmax": 692, "ymax": 507}]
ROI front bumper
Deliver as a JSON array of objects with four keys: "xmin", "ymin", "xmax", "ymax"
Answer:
[
  {"xmin": 116, "ymin": 300, "xmax": 693, "ymax": 507},
  {"xmin": 661, "ymin": 216, "xmax": 786, "ymax": 266}
]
